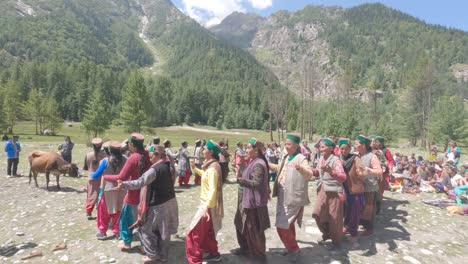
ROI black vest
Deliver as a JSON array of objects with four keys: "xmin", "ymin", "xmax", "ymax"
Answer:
[{"xmin": 148, "ymin": 162, "xmax": 175, "ymax": 206}]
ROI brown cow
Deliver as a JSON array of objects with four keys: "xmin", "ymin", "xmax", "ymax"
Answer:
[{"xmin": 28, "ymin": 150, "xmax": 79, "ymax": 190}]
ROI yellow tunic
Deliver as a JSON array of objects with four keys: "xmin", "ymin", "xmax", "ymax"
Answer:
[{"xmin": 193, "ymin": 166, "xmax": 220, "ymax": 209}]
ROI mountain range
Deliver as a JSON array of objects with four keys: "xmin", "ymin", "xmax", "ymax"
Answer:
[{"xmin": 0, "ymin": 0, "xmax": 467, "ymax": 134}]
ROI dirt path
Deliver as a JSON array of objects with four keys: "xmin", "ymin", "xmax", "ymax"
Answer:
[
  {"xmin": 166, "ymin": 126, "xmax": 249, "ymax": 136},
  {"xmin": 0, "ymin": 143, "xmax": 466, "ymax": 263}
]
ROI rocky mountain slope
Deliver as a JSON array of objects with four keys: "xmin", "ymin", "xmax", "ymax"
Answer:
[{"xmin": 210, "ymin": 4, "xmax": 468, "ymax": 98}]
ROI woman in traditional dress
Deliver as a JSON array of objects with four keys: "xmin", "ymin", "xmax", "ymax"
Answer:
[
  {"xmin": 312, "ymin": 138, "xmax": 346, "ymax": 250},
  {"xmin": 338, "ymin": 138, "xmax": 366, "ymax": 248},
  {"xmin": 355, "ymin": 135, "xmax": 382, "ymax": 237},
  {"xmin": 186, "ymin": 140, "xmax": 224, "ymax": 264},
  {"xmin": 93, "ymin": 141, "xmax": 127, "ymax": 240},
  {"xmin": 232, "ymin": 138, "xmax": 270, "ymax": 263},
  {"xmin": 103, "ymin": 133, "xmax": 152, "ymax": 250},
  {"xmin": 84, "ymin": 138, "xmax": 106, "ymax": 220},
  {"xmin": 117, "ymin": 145, "xmax": 178, "ymax": 263}
]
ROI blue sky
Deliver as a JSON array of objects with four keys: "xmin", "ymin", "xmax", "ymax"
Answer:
[{"xmin": 171, "ymin": 0, "xmax": 468, "ymax": 31}]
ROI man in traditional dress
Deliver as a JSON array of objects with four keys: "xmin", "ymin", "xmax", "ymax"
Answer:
[
  {"xmin": 103, "ymin": 133, "xmax": 152, "ymax": 250},
  {"xmin": 232, "ymin": 138, "xmax": 271, "ymax": 263},
  {"xmin": 186, "ymin": 140, "xmax": 224, "ymax": 264},
  {"xmin": 355, "ymin": 135, "xmax": 383, "ymax": 237},
  {"xmin": 83, "ymin": 138, "xmax": 106, "ymax": 220},
  {"xmin": 312, "ymin": 138, "xmax": 346, "ymax": 251},
  {"xmin": 270, "ymin": 133, "xmax": 313, "ymax": 262},
  {"xmin": 117, "ymin": 145, "xmax": 179, "ymax": 263}
]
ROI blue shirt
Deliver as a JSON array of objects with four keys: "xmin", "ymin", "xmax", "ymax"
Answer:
[{"xmin": 4, "ymin": 140, "xmax": 21, "ymax": 158}]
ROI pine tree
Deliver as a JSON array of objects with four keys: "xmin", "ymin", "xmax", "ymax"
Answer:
[
  {"xmin": 25, "ymin": 88, "xmax": 46, "ymax": 135},
  {"xmin": 428, "ymin": 95, "xmax": 468, "ymax": 148},
  {"xmin": 82, "ymin": 87, "xmax": 111, "ymax": 137},
  {"xmin": 2, "ymin": 80, "xmax": 22, "ymax": 133},
  {"xmin": 0, "ymin": 83, "xmax": 6, "ymax": 132},
  {"xmin": 120, "ymin": 71, "xmax": 148, "ymax": 133},
  {"xmin": 44, "ymin": 98, "xmax": 63, "ymax": 135}
]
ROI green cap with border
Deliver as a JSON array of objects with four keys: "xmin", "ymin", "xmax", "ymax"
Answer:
[
  {"xmin": 356, "ymin": 135, "xmax": 371, "ymax": 145},
  {"xmin": 338, "ymin": 138, "xmax": 351, "ymax": 146},
  {"xmin": 206, "ymin": 140, "xmax": 221, "ymax": 155},
  {"xmin": 322, "ymin": 138, "xmax": 336, "ymax": 148},
  {"xmin": 285, "ymin": 133, "xmax": 300, "ymax": 144}
]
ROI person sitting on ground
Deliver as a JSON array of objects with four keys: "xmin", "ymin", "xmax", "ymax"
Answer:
[
  {"xmin": 393, "ymin": 152, "xmax": 401, "ymax": 164},
  {"xmin": 454, "ymin": 184, "xmax": 468, "ymax": 206},
  {"xmin": 434, "ymin": 165, "xmax": 456, "ymax": 193}
]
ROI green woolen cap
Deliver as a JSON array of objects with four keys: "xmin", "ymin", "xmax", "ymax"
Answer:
[
  {"xmin": 375, "ymin": 136, "xmax": 385, "ymax": 143},
  {"xmin": 338, "ymin": 138, "xmax": 351, "ymax": 146},
  {"xmin": 356, "ymin": 135, "xmax": 371, "ymax": 145},
  {"xmin": 369, "ymin": 135, "xmax": 377, "ymax": 139},
  {"xmin": 322, "ymin": 138, "xmax": 336, "ymax": 148},
  {"xmin": 206, "ymin": 140, "xmax": 221, "ymax": 155},
  {"xmin": 286, "ymin": 133, "xmax": 301, "ymax": 144},
  {"xmin": 249, "ymin": 138, "xmax": 257, "ymax": 146}
]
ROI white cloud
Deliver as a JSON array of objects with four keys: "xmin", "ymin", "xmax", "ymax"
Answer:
[
  {"xmin": 178, "ymin": 0, "xmax": 272, "ymax": 27},
  {"xmin": 249, "ymin": 0, "xmax": 272, "ymax": 9}
]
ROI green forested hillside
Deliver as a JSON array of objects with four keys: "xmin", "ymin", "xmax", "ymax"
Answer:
[
  {"xmin": 144, "ymin": 9, "xmax": 284, "ymax": 128},
  {"xmin": 0, "ymin": 1, "xmax": 466, "ymax": 148},
  {"xmin": 211, "ymin": 3, "xmax": 468, "ymax": 147},
  {"xmin": 0, "ymin": 0, "xmax": 288, "ymax": 132},
  {"xmin": 325, "ymin": 3, "xmax": 468, "ymax": 89}
]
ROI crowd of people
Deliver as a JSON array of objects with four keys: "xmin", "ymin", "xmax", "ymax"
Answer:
[{"xmin": 3, "ymin": 132, "xmax": 466, "ymax": 263}]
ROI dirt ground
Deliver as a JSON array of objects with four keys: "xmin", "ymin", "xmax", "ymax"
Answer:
[{"xmin": 0, "ymin": 142, "xmax": 466, "ymax": 264}]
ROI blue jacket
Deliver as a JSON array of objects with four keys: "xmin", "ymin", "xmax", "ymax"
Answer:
[{"xmin": 4, "ymin": 140, "xmax": 21, "ymax": 158}]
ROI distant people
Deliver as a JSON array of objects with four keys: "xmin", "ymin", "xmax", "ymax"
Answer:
[
  {"xmin": 58, "ymin": 136, "xmax": 74, "ymax": 163},
  {"xmin": 266, "ymin": 142, "xmax": 280, "ymax": 182},
  {"xmin": 2, "ymin": 134, "xmax": 9, "ymax": 141},
  {"xmin": 233, "ymin": 141, "xmax": 248, "ymax": 174},
  {"xmin": 4, "ymin": 135, "xmax": 21, "ymax": 178},
  {"xmin": 218, "ymin": 141, "xmax": 230, "ymax": 183},
  {"xmin": 300, "ymin": 140, "xmax": 311, "ymax": 161},
  {"xmin": 164, "ymin": 139, "xmax": 177, "ymax": 185},
  {"xmin": 193, "ymin": 139, "xmax": 204, "ymax": 185},
  {"xmin": 446, "ymin": 141, "xmax": 461, "ymax": 166},
  {"xmin": 148, "ymin": 136, "xmax": 160, "ymax": 152},
  {"xmin": 429, "ymin": 142, "xmax": 439, "ymax": 161},
  {"xmin": 177, "ymin": 141, "xmax": 192, "ymax": 187},
  {"xmin": 83, "ymin": 138, "xmax": 106, "ymax": 220}
]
